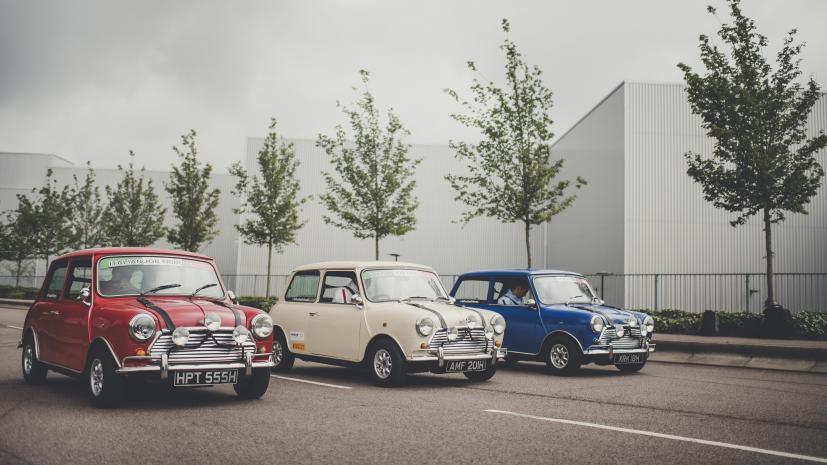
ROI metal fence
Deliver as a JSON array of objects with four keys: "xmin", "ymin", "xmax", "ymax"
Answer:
[{"xmin": 2, "ymin": 272, "xmax": 825, "ymax": 313}]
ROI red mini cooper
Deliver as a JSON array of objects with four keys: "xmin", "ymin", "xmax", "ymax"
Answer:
[{"xmin": 19, "ymin": 248, "xmax": 275, "ymax": 407}]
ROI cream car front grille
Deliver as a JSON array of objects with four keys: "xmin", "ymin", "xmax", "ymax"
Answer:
[{"xmin": 428, "ymin": 328, "xmax": 489, "ymax": 355}]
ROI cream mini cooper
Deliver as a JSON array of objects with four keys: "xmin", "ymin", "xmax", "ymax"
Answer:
[{"xmin": 270, "ymin": 262, "xmax": 507, "ymax": 386}]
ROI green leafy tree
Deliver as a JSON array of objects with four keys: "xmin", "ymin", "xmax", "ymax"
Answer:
[
  {"xmin": 317, "ymin": 70, "xmax": 420, "ymax": 259},
  {"xmin": 678, "ymin": 0, "xmax": 826, "ymax": 309},
  {"xmin": 445, "ymin": 19, "xmax": 585, "ymax": 268},
  {"xmin": 69, "ymin": 162, "xmax": 106, "ymax": 249},
  {"xmin": 165, "ymin": 129, "xmax": 221, "ymax": 252},
  {"xmin": 102, "ymin": 152, "xmax": 167, "ymax": 247},
  {"xmin": 230, "ymin": 119, "xmax": 308, "ymax": 298},
  {"xmin": 20, "ymin": 169, "xmax": 76, "ymax": 259},
  {"xmin": 0, "ymin": 206, "xmax": 39, "ymax": 287}
]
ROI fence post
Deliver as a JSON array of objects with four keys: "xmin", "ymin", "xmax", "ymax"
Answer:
[
  {"xmin": 745, "ymin": 274, "xmax": 750, "ymax": 314},
  {"xmin": 654, "ymin": 274, "xmax": 659, "ymax": 310}
]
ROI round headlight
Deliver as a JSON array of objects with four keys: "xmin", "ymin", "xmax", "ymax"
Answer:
[
  {"xmin": 233, "ymin": 325, "xmax": 249, "ymax": 344},
  {"xmin": 643, "ymin": 316, "xmax": 654, "ymax": 334},
  {"xmin": 616, "ymin": 325, "xmax": 626, "ymax": 338},
  {"xmin": 447, "ymin": 326, "xmax": 459, "ymax": 341},
  {"xmin": 416, "ymin": 315, "xmax": 435, "ymax": 337},
  {"xmin": 129, "ymin": 314, "xmax": 156, "ymax": 341},
  {"xmin": 484, "ymin": 325, "xmax": 495, "ymax": 340},
  {"xmin": 590, "ymin": 314, "xmax": 606, "ymax": 334},
  {"xmin": 172, "ymin": 327, "xmax": 190, "ymax": 347},
  {"xmin": 251, "ymin": 313, "xmax": 274, "ymax": 339},
  {"xmin": 204, "ymin": 312, "xmax": 221, "ymax": 331},
  {"xmin": 490, "ymin": 315, "xmax": 505, "ymax": 335}
]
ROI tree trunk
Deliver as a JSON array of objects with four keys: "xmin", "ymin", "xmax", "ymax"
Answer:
[
  {"xmin": 14, "ymin": 259, "xmax": 22, "ymax": 288},
  {"xmin": 265, "ymin": 241, "xmax": 273, "ymax": 299},
  {"xmin": 524, "ymin": 220, "xmax": 532, "ymax": 269},
  {"xmin": 374, "ymin": 234, "xmax": 379, "ymax": 261},
  {"xmin": 763, "ymin": 208, "xmax": 774, "ymax": 308}
]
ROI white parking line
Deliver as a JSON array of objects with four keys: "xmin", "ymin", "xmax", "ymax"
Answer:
[
  {"xmin": 271, "ymin": 374, "xmax": 352, "ymax": 390},
  {"xmin": 485, "ymin": 409, "xmax": 827, "ymax": 464},
  {"xmin": 1, "ymin": 325, "xmax": 23, "ymax": 330}
]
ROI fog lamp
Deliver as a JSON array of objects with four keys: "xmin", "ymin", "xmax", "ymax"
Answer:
[
  {"xmin": 204, "ymin": 312, "xmax": 221, "ymax": 331},
  {"xmin": 447, "ymin": 326, "xmax": 458, "ymax": 341},
  {"xmin": 172, "ymin": 328, "xmax": 190, "ymax": 347},
  {"xmin": 233, "ymin": 325, "xmax": 250, "ymax": 344}
]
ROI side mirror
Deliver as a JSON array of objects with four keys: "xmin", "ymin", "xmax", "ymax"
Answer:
[
  {"xmin": 448, "ymin": 296, "xmax": 457, "ymax": 305},
  {"xmin": 525, "ymin": 298, "xmax": 537, "ymax": 308},
  {"xmin": 352, "ymin": 294, "xmax": 364, "ymax": 309},
  {"xmin": 78, "ymin": 287, "xmax": 91, "ymax": 306},
  {"xmin": 227, "ymin": 290, "xmax": 239, "ymax": 305}
]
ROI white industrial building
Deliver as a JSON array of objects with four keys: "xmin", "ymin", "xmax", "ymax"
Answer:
[{"xmin": 2, "ymin": 82, "xmax": 826, "ymax": 312}]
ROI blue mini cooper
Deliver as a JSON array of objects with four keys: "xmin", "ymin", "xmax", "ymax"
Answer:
[{"xmin": 449, "ymin": 269, "xmax": 655, "ymax": 374}]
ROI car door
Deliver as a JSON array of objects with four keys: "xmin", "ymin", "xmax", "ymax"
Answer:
[
  {"xmin": 278, "ymin": 270, "xmax": 320, "ymax": 357},
  {"xmin": 308, "ymin": 270, "xmax": 363, "ymax": 361},
  {"xmin": 32, "ymin": 259, "xmax": 69, "ymax": 365},
  {"xmin": 52, "ymin": 257, "xmax": 93, "ymax": 370}
]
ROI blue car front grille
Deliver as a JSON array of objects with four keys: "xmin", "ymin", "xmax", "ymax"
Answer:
[{"xmin": 597, "ymin": 327, "xmax": 644, "ymax": 349}]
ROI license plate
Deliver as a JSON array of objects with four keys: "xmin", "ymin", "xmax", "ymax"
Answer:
[
  {"xmin": 173, "ymin": 369, "xmax": 239, "ymax": 386},
  {"xmin": 613, "ymin": 353, "xmax": 644, "ymax": 365},
  {"xmin": 445, "ymin": 359, "xmax": 488, "ymax": 373}
]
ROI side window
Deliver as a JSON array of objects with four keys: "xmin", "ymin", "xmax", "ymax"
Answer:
[
  {"xmin": 285, "ymin": 271, "xmax": 320, "ymax": 302},
  {"xmin": 65, "ymin": 258, "xmax": 93, "ymax": 300},
  {"xmin": 42, "ymin": 260, "xmax": 69, "ymax": 299},
  {"xmin": 320, "ymin": 271, "xmax": 358, "ymax": 304},
  {"xmin": 492, "ymin": 277, "xmax": 533, "ymax": 306},
  {"xmin": 453, "ymin": 278, "xmax": 489, "ymax": 303}
]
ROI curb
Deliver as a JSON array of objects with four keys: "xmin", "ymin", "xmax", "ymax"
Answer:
[{"xmin": 0, "ymin": 299, "xmax": 32, "ymax": 308}]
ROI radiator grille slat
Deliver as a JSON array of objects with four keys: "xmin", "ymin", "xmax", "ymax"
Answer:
[
  {"xmin": 149, "ymin": 329, "xmax": 256, "ymax": 365},
  {"xmin": 598, "ymin": 326, "xmax": 643, "ymax": 349},
  {"xmin": 429, "ymin": 328, "xmax": 488, "ymax": 355}
]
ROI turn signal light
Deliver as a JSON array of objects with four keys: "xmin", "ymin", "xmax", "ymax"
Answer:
[
  {"xmin": 494, "ymin": 340, "xmax": 501, "ymax": 348},
  {"xmin": 258, "ymin": 346, "xmax": 268, "ymax": 353},
  {"xmin": 420, "ymin": 342, "xmax": 429, "ymax": 349},
  {"xmin": 135, "ymin": 348, "xmax": 146, "ymax": 356}
]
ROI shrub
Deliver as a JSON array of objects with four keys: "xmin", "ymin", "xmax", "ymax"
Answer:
[
  {"xmin": 717, "ymin": 312, "xmax": 763, "ymax": 338},
  {"xmin": 642, "ymin": 308, "xmax": 827, "ymax": 340},
  {"xmin": 237, "ymin": 296, "xmax": 278, "ymax": 312},
  {"xmin": 792, "ymin": 312, "xmax": 827, "ymax": 340},
  {"xmin": 645, "ymin": 309, "xmax": 702, "ymax": 335},
  {"xmin": 0, "ymin": 285, "xmax": 40, "ymax": 300}
]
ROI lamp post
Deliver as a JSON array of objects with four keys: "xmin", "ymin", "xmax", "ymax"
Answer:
[{"xmin": 388, "ymin": 253, "xmax": 400, "ymax": 262}]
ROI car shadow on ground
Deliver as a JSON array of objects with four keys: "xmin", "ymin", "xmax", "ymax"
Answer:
[{"xmin": 285, "ymin": 363, "xmax": 503, "ymax": 389}]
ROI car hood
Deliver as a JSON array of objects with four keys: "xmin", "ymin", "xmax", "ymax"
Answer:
[
  {"xmin": 398, "ymin": 300, "xmax": 491, "ymax": 328},
  {"xmin": 556, "ymin": 303, "xmax": 637, "ymax": 325},
  {"xmin": 117, "ymin": 297, "xmax": 244, "ymax": 330}
]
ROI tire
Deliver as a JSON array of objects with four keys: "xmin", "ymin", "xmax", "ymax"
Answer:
[
  {"xmin": 463, "ymin": 363, "xmax": 497, "ymax": 382},
  {"xmin": 544, "ymin": 336, "xmax": 582, "ymax": 375},
  {"xmin": 21, "ymin": 335, "xmax": 47, "ymax": 384},
  {"xmin": 367, "ymin": 340, "xmax": 407, "ymax": 387},
  {"xmin": 87, "ymin": 345, "xmax": 127, "ymax": 408},
  {"xmin": 270, "ymin": 331, "xmax": 294, "ymax": 373},
  {"xmin": 616, "ymin": 362, "xmax": 646, "ymax": 372},
  {"xmin": 234, "ymin": 368, "xmax": 271, "ymax": 399}
]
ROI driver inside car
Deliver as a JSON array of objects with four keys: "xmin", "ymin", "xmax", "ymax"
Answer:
[{"xmin": 99, "ymin": 266, "xmax": 140, "ymax": 295}]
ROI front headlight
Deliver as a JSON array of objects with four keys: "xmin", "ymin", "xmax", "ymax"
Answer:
[
  {"xmin": 172, "ymin": 327, "xmax": 190, "ymax": 347},
  {"xmin": 416, "ymin": 315, "xmax": 435, "ymax": 337},
  {"xmin": 129, "ymin": 314, "xmax": 156, "ymax": 341},
  {"xmin": 490, "ymin": 315, "xmax": 505, "ymax": 335},
  {"xmin": 590, "ymin": 314, "xmax": 605, "ymax": 334},
  {"xmin": 233, "ymin": 325, "xmax": 250, "ymax": 344},
  {"xmin": 251, "ymin": 313, "xmax": 274, "ymax": 339},
  {"xmin": 643, "ymin": 316, "xmax": 654, "ymax": 334}
]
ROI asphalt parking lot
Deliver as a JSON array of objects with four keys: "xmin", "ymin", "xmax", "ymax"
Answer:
[{"xmin": 1, "ymin": 305, "xmax": 826, "ymax": 465}]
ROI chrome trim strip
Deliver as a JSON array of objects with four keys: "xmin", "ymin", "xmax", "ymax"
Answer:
[
  {"xmin": 584, "ymin": 345, "xmax": 656, "ymax": 355},
  {"xmin": 116, "ymin": 360, "xmax": 274, "ymax": 374},
  {"xmin": 41, "ymin": 360, "xmax": 83, "ymax": 374},
  {"xmin": 544, "ymin": 330, "xmax": 584, "ymax": 352},
  {"xmin": 409, "ymin": 348, "xmax": 506, "ymax": 363}
]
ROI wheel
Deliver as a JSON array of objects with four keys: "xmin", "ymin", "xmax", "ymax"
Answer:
[
  {"xmin": 21, "ymin": 335, "xmax": 47, "ymax": 384},
  {"xmin": 463, "ymin": 363, "xmax": 497, "ymax": 382},
  {"xmin": 87, "ymin": 345, "xmax": 127, "ymax": 408},
  {"xmin": 544, "ymin": 337, "xmax": 582, "ymax": 375},
  {"xmin": 367, "ymin": 340, "xmax": 406, "ymax": 387},
  {"xmin": 270, "ymin": 331, "xmax": 294, "ymax": 373},
  {"xmin": 234, "ymin": 368, "xmax": 271, "ymax": 399},
  {"xmin": 616, "ymin": 362, "xmax": 646, "ymax": 372}
]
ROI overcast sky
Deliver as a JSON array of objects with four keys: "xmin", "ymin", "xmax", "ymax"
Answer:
[{"xmin": 1, "ymin": 0, "xmax": 826, "ymax": 173}]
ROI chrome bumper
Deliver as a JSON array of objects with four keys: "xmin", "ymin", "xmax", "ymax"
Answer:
[
  {"xmin": 117, "ymin": 352, "xmax": 274, "ymax": 378},
  {"xmin": 584, "ymin": 342, "xmax": 656, "ymax": 356},
  {"xmin": 409, "ymin": 347, "xmax": 507, "ymax": 367}
]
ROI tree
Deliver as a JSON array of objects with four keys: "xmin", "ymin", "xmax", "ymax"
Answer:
[
  {"xmin": 230, "ymin": 119, "xmax": 307, "ymax": 298},
  {"xmin": 0, "ymin": 206, "xmax": 38, "ymax": 288},
  {"xmin": 69, "ymin": 162, "xmax": 106, "ymax": 249},
  {"xmin": 445, "ymin": 19, "xmax": 585, "ymax": 268},
  {"xmin": 678, "ymin": 0, "xmax": 826, "ymax": 310},
  {"xmin": 165, "ymin": 129, "xmax": 221, "ymax": 252},
  {"xmin": 317, "ymin": 70, "xmax": 420, "ymax": 259},
  {"xmin": 20, "ymin": 169, "xmax": 76, "ymax": 259},
  {"xmin": 102, "ymin": 152, "xmax": 167, "ymax": 247}
]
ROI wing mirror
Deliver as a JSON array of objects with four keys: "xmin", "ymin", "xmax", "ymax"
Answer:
[
  {"xmin": 227, "ymin": 290, "xmax": 239, "ymax": 305},
  {"xmin": 525, "ymin": 298, "xmax": 537, "ymax": 308},
  {"xmin": 352, "ymin": 294, "xmax": 364, "ymax": 309},
  {"xmin": 78, "ymin": 287, "xmax": 91, "ymax": 306}
]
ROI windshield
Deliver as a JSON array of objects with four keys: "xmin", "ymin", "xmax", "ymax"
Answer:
[
  {"xmin": 96, "ymin": 255, "xmax": 224, "ymax": 298},
  {"xmin": 532, "ymin": 275, "xmax": 596, "ymax": 305},
  {"xmin": 361, "ymin": 269, "xmax": 447, "ymax": 303}
]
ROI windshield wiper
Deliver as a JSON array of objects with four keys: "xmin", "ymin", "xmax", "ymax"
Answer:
[
  {"xmin": 565, "ymin": 295, "xmax": 585, "ymax": 306},
  {"xmin": 141, "ymin": 283, "xmax": 182, "ymax": 296},
  {"xmin": 399, "ymin": 296, "xmax": 430, "ymax": 302},
  {"xmin": 191, "ymin": 283, "xmax": 217, "ymax": 297}
]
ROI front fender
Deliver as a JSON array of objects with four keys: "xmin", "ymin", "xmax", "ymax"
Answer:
[{"xmin": 539, "ymin": 306, "xmax": 598, "ymax": 353}]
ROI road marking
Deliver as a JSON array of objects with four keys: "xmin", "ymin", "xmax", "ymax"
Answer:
[
  {"xmin": 271, "ymin": 374, "xmax": 352, "ymax": 390},
  {"xmin": 0, "ymin": 324, "xmax": 23, "ymax": 330},
  {"xmin": 485, "ymin": 409, "xmax": 827, "ymax": 464}
]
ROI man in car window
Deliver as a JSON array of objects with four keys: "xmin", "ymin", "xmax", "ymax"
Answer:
[
  {"xmin": 498, "ymin": 280, "xmax": 530, "ymax": 305},
  {"xmin": 100, "ymin": 266, "xmax": 139, "ymax": 295}
]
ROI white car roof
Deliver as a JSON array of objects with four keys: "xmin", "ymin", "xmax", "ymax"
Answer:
[{"xmin": 292, "ymin": 261, "xmax": 435, "ymax": 272}]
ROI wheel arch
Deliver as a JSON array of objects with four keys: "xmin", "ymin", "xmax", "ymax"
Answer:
[
  {"xmin": 85, "ymin": 337, "xmax": 121, "ymax": 372},
  {"xmin": 540, "ymin": 330, "xmax": 584, "ymax": 356},
  {"xmin": 361, "ymin": 334, "xmax": 405, "ymax": 364},
  {"xmin": 22, "ymin": 327, "xmax": 40, "ymax": 359}
]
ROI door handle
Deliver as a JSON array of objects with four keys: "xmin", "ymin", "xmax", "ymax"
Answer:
[
  {"xmin": 308, "ymin": 312, "xmax": 319, "ymax": 317},
  {"xmin": 45, "ymin": 310, "xmax": 60, "ymax": 316}
]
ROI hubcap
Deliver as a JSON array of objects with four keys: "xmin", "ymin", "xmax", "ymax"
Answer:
[
  {"xmin": 90, "ymin": 359, "xmax": 104, "ymax": 397},
  {"xmin": 23, "ymin": 345, "xmax": 33, "ymax": 374},
  {"xmin": 550, "ymin": 343, "xmax": 569, "ymax": 369},
  {"xmin": 273, "ymin": 340, "xmax": 283, "ymax": 365},
  {"xmin": 373, "ymin": 349, "xmax": 392, "ymax": 379}
]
